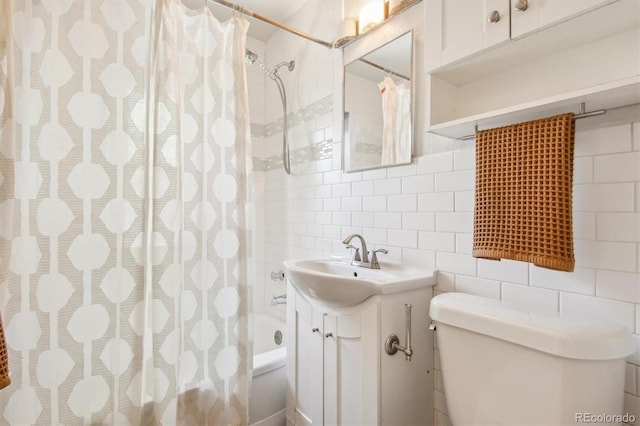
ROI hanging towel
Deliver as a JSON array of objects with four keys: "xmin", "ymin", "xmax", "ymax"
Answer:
[
  {"xmin": 379, "ymin": 76, "xmax": 398, "ymax": 165},
  {"xmin": 0, "ymin": 312, "xmax": 9, "ymax": 389},
  {"xmin": 378, "ymin": 76, "xmax": 412, "ymax": 165},
  {"xmin": 473, "ymin": 113, "xmax": 575, "ymax": 272}
]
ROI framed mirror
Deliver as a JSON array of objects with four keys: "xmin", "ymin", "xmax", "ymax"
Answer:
[{"xmin": 343, "ymin": 30, "xmax": 413, "ymax": 172}]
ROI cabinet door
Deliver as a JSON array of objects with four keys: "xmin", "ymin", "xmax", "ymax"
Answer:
[
  {"xmin": 323, "ymin": 303, "xmax": 379, "ymax": 426},
  {"xmin": 425, "ymin": 0, "xmax": 510, "ymax": 71},
  {"xmin": 511, "ymin": 0, "xmax": 618, "ymax": 38},
  {"xmin": 287, "ymin": 286, "xmax": 324, "ymax": 426}
]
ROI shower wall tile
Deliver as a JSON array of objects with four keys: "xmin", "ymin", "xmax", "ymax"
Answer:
[
  {"xmin": 436, "ymin": 212, "xmax": 473, "ymax": 233},
  {"xmin": 387, "ymin": 194, "xmax": 417, "ymax": 212},
  {"xmin": 454, "ymin": 274, "xmax": 500, "ymax": 299},
  {"xmin": 388, "ymin": 229, "xmax": 418, "ymax": 248},
  {"xmin": 574, "ymin": 240, "xmax": 637, "ymax": 272},
  {"xmin": 574, "ymin": 183, "xmax": 636, "ymax": 212},
  {"xmin": 402, "ymin": 212, "xmax": 435, "ymax": 231},
  {"xmin": 402, "ymin": 174, "xmax": 435, "ymax": 194},
  {"xmin": 573, "ymin": 212, "xmax": 596, "ymax": 240},
  {"xmin": 435, "ymin": 170, "xmax": 475, "ymax": 192},
  {"xmin": 596, "ymin": 271, "xmax": 640, "ymax": 304},
  {"xmin": 387, "ymin": 163, "xmax": 417, "ymax": 178},
  {"xmin": 417, "ymin": 151, "xmax": 454, "ymax": 174},
  {"xmin": 596, "ymin": 213, "xmax": 640, "ymax": 242},
  {"xmin": 574, "ymin": 124, "xmax": 632, "ymax": 156},
  {"xmin": 560, "ymin": 292, "xmax": 635, "ymax": 332},
  {"xmin": 594, "ymin": 152, "xmax": 640, "ymax": 183},
  {"xmin": 529, "ymin": 266, "xmax": 596, "ymax": 295},
  {"xmin": 418, "ymin": 192, "xmax": 455, "ymax": 212},
  {"xmin": 374, "ymin": 178, "xmax": 402, "ymax": 195},
  {"xmin": 573, "ymin": 156, "xmax": 594, "ymax": 184},
  {"xmin": 477, "ymin": 259, "xmax": 530, "ymax": 285},
  {"xmin": 418, "ymin": 231, "xmax": 455, "ymax": 252},
  {"xmin": 501, "ymin": 283, "xmax": 559, "ymax": 313},
  {"xmin": 455, "ymin": 234, "xmax": 473, "ymax": 255}
]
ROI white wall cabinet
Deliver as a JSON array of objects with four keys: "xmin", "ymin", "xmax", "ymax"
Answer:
[
  {"xmin": 426, "ymin": 0, "xmax": 620, "ymax": 72},
  {"xmin": 510, "ymin": 0, "xmax": 617, "ymax": 39},
  {"xmin": 286, "ymin": 281, "xmax": 434, "ymax": 426},
  {"xmin": 424, "ymin": 0, "xmax": 640, "ymax": 139},
  {"xmin": 425, "ymin": 0, "xmax": 510, "ymax": 71}
]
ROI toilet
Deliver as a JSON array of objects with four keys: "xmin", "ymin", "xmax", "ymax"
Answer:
[{"xmin": 430, "ymin": 292, "xmax": 635, "ymax": 426}]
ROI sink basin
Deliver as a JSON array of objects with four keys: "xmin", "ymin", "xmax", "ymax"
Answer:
[{"xmin": 283, "ymin": 258, "xmax": 437, "ymax": 307}]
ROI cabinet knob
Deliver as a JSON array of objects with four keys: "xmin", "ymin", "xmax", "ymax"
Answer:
[
  {"xmin": 514, "ymin": 0, "xmax": 528, "ymax": 11},
  {"xmin": 311, "ymin": 327, "xmax": 319, "ymax": 333},
  {"xmin": 325, "ymin": 332, "xmax": 333, "ymax": 338},
  {"xmin": 487, "ymin": 10, "xmax": 500, "ymax": 23}
]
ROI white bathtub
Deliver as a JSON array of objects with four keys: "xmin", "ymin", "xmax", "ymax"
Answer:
[{"xmin": 250, "ymin": 314, "xmax": 287, "ymax": 426}]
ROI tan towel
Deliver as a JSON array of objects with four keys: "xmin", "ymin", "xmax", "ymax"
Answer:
[
  {"xmin": 0, "ymin": 312, "xmax": 9, "ymax": 389},
  {"xmin": 473, "ymin": 113, "xmax": 575, "ymax": 272}
]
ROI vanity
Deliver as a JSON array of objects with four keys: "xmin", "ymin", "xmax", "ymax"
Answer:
[{"xmin": 283, "ymin": 251, "xmax": 437, "ymax": 425}]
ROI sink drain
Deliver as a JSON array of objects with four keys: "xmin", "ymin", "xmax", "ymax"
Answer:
[{"xmin": 274, "ymin": 330, "xmax": 283, "ymax": 346}]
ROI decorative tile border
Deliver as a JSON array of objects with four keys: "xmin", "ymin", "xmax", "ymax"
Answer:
[
  {"xmin": 354, "ymin": 142, "xmax": 381, "ymax": 155},
  {"xmin": 264, "ymin": 95, "xmax": 332, "ymax": 137},
  {"xmin": 252, "ymin": 95, "xmax": 334, "ymax": 172}
]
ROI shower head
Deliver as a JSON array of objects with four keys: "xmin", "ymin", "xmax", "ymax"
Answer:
[
  {"xmin": 245, "ymin": 49, "xmax": 295, "ymax": 78},
  {"xmin": 245, "ymin": 49, "xmax": 259, "ymax": 65},
  {"xmin": 273, "ymin": 60, "xmax": 295, "ymax": 73},
  {"xmin": 245, "ymin": 48, "xmax": 273, "ymax": 78}
]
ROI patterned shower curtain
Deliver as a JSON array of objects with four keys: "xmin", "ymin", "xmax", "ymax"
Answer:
[{"xmin": 0, "ymin": 0, "xmax": 253, "ymax": 424}]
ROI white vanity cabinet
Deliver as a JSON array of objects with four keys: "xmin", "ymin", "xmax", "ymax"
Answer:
[{"xmin": 285, "ymin": 281, "xmax": 434, "ymax": 426}]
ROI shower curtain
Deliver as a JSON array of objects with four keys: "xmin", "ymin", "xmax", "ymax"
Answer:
[{"xmin": 0, "ymin": 0, "xmax": 253, "ymax": 424}]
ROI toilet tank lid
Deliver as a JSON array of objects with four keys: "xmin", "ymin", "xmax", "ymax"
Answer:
[{"xmin": 430, "ymin": 293, "xmax": 635, "ymax": 360}]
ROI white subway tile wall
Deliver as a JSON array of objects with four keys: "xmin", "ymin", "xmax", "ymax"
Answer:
[{"xmin": 256, "ymin": 119, "xmax": 640, "ymax": 423}]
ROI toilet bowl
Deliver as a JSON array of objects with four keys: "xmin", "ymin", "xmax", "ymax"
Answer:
[{"xmin": 430, "ymin": 292, "xmax": 635, "ymax": 426}]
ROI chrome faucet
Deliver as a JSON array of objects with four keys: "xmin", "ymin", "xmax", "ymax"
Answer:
[
  {"xmin": 343, "ymin": 234, "xmax": 369, "ymax": 263},
  {"xmin": 342, "ymin": 234, "xmax": 387, "ymax": 269}
]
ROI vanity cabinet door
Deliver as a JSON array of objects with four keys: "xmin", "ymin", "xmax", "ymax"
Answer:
[
  {"xmin": 287, "ymin": 283, "xmax": 381, "ymax": 426},
  {"xmin": 425, "ymin": 0, "xmax": 510, "ymax": 71},
  {"xmin": 287, "ymin": 285, "xmax": 324, "ymax": 426},
  {"xmin": 511, "ymin": 0, "xmax": 618, "ymax": 39},
  {"xmin": 323, "ymin": 303, "xmax": 380, "ymax": 426}
]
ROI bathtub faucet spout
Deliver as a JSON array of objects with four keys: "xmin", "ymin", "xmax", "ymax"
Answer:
[{"xmin": 271, "ymin": 294, "xmax": 287, "ymax": 306}]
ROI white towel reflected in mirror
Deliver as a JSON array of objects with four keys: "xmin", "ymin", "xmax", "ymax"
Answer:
[{"xmin": 378, "ymin": 76, "xmax": 411, "ymax": 166}]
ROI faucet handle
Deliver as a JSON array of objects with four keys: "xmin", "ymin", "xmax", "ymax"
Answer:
[
  {"xmin": 345, "ymin": 244, "xmax": 361, "ymax": 261},
  {"xmin": 370, "ymin": 248, "xmax": 388, "ymax": 268}
]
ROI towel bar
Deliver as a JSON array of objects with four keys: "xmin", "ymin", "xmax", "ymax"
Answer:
[{"xmin": 457, "ymin": 101, "xmax": 639, "ymax": 141}]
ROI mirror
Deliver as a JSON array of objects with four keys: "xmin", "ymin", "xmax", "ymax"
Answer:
[{"xmin": 343, "ymin": 31, "xmax": 413, "ymax": 172}]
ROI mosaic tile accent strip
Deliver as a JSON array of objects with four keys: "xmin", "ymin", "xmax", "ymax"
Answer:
[
  {"xmin": 355, "ymin": 142, "xmax": 382, "ymax": 155},
  {"xmin": 263, "ymin": 139, "xmax": 334, "ymax": 171},
  {"xmin": 251, "ymin": 95, "xmax": 334, "ymax": 171},
  {"xmin": 265, "ymin": 95, "xmax": 332, "ymax": 137}
]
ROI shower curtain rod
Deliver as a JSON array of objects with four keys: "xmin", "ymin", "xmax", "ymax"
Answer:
[{"xmin": 210, "ymin": 0, "xmax": 334, "ymax": 48}]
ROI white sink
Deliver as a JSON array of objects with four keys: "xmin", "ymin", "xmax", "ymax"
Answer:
[{"xmin": 283, "ymin": 258, "xmax": 437, "ymax": 307}]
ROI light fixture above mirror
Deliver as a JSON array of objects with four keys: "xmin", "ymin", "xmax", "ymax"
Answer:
[
  {"xmin": 335, "ymin": 0, "xmax": 421, "ymax": 47},
  {"xmin": 359, "ymin": 0, "xmax": 385, "ymax": 34}
]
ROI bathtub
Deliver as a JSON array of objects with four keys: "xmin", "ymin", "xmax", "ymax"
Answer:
[{"xmin": 250, "ymin": 314, "xmax": 287, "ymax": 426}]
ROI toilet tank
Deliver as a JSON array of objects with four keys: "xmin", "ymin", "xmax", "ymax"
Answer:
[{"xmin": 430, "ymin": 293, "xmax": 635, "ymax": 426}]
